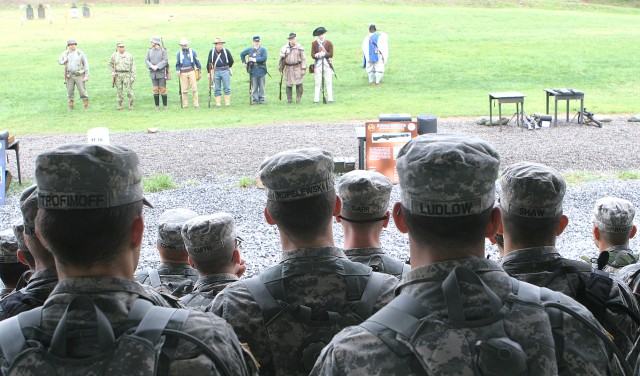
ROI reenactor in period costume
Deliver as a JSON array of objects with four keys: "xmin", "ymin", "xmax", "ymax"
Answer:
[
  {"xmin": 591, "ymin": 197, "xmax": 638, "ymax": 273},
  {"xmin": 175, "ymin": 38, "xmax": 201, "ymax": 109},
  {"xmin": 209, "ymin": 148, "xmax": 398, "ymax": 375},
  {"xmin": 145, "ymin": 36, "xmax": 169, "ymax": 109},
  {"xmin": 108, "ymin": 42, "xmax": 136, "ymax": 110},
  {"xmin": 240, "ymin": 36, "xmax": 268, "ymax": 105},
  {"xmin": 362, "ymin": 24, "xmax": 389, "ymax": 86},
  {"xmin": 134, "ymin": 208, "xmax": 199, "ymax": 298},
  {"xmin": 336, "ymin": 170, "xmax": 410, "ymax": 279},
  {"xmin": 311, "ymin": 27, "xmax": 334, "ymax": 103},
  {"xmin": 312, "ymin": 135, "xmax": 626, "ymax": 376},
  {"xmin": 58, "ymin": 39, "xmax": 89, "ymax": 109},
  {"xmin": 178, "ymin": 213, "xmax": 246, "ymax": 311},
  {"xmin": 279, "ymin": 33, "xmax": 306, "ymax": 104},
  {"xmin": 206, "ymin": 37, "xmax": 235, "ymax": 107}
]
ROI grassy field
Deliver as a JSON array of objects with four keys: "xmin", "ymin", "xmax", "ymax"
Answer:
[{"xmin": 1, "ymin": 1, "xmax": 639, "ymax": 135}]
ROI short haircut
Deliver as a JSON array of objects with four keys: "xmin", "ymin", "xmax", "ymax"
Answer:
[
  {"xmin": 0, "ymin": 262, "xmax": 29, "ymax": 287},
  {"xmin": 402, "ymin": 206, "xmax": 493, "ymax": 249},
  {"xmin": 191, "ymin": 241, "xmax": 235, "ymax": 275},
  {"xmin": 502, "ymin": 210, "xmax": 562, "ymax": 246},
  {"xmin": 36, "ymin": 201, "xmax": 143, "ymax": 268},
  {"xmin": 600, "ymin": 229, "xmax": 633, "ymax": 246},
  {"xmin": 266, "ymin": 191, "xmax": 336, "ymax": 239}
]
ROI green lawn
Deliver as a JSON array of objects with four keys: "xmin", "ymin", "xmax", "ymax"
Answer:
[{"xmin": 1, "ymin": 1, "xmax": 639, "ymax": 135}]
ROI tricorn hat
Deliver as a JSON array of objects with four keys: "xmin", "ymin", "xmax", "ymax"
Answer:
[{"xmin": 312, "ymin": 27, "xmax": 327, "ymax": 37}]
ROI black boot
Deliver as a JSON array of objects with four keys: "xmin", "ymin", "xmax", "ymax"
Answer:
[
  {"xmin": 154, "ymin": 94, "xmax": 160, "ymax": 109},
  {"xmin": 296, "ymin": 84, "xmax": 303, "ymax": 103},
  {"xmin": 161, "ymin": 94, "xmax": 168, "ymax": 109},
  {"xmin": 286, "ymin": 86, "xmax": 293, "ymax": 104}
]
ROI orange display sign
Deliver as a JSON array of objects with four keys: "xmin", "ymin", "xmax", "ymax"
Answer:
[{"xmin": 365, "ymin": 121, "xmax": 418, "ymax": 183}]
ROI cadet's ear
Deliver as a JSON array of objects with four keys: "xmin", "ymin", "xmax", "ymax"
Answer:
[
  {"xmin": 187, "ymin": 256, "xmax": 195, "ymax": 268},
  {"xmin": 392, "ymin": 202, "xmax": 408, "ymax": 234},
  {"xmin": 17, "ymin": 250, "xmax": 30, "ymax": 267},
  {"xmin": 556, "ymin": 215, "xmax": 569, "ymax": 236},
  {"xmin": 130, "ymin": 214, "xmax": 144, "ymax": 248},
  {"xmin": 264, "ymin": 208, "xmax": 276, "ymax": 225},
  {"xmin": 231, "ymin": 249, "xmax": 241, "ymax": 264},
  {"xmin": 593, "ymin": 225, "xmax": 601, "ymax": 241},
  {"xmin": 333, "ymin": 196, "xmax": 342, "ymax": 217},
  {"xmin": 382, "ymin": 211, "xmax": 390, "ymax": 228},
  {"xmin": 631, "ymin": 225, "xmax": 637, "ymax": 239},
  {"xmin": 484, "ymin": 206, "xmax": 501, "ymax": 238}
]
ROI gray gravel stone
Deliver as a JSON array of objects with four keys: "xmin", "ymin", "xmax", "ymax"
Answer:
[{"xmin": 2, "ymin": 117, "xmax": 639, "ymax": 279}]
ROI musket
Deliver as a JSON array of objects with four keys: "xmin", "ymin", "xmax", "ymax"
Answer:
[
  {"xmin": 321, "ymin": 58, "xmax": 327, "ymax": 104},
  {"xmin": 111, "ymin": 50, "xmax": 117, "ymax": 88},
  {"xmin": 160, "ymin": 37, "xmax": 169, "ymax": 80},
  {"xmin": 327, "ymin": 58, "xmax": 337, "ymax": 80},
  {"xmin": 207, "ymin": 61, "xmax": 213, "ymax": 108},
  {"xmin": 279, "ymin": 73, "xmax": 283, "ymax": 101}
]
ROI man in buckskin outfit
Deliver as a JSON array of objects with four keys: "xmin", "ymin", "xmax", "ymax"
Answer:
[{"xmin": 279, "ymin": 33, "xmax": 306, "ymax": 104}]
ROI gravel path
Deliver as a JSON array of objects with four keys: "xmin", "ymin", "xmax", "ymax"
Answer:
[{"xmin": 3, "ymin": 117, "xmax": 640, "ymax": 276}]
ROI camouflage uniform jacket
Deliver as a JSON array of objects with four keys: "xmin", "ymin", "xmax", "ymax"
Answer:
[
  {"xmin": 0, "ymin": 276, "xmax": 257, "ymax": 375},
  {"xmin": 311, "ymin": 257, "xmax": 623, "ymax": 376},
  {"xmin": 0, "ymin": 289, "xmax": 12, "ymax": 299},
  {"xmin": 500, "ymin": 246, "xmax": 640, "ymax": 362},
  {"xmin": 601, "ymin": 245, "xmax": 639, "ymax": 274},
  {"xmin": 344, "ymin": 247, "xmax": 410, "ymax": 279},
  {"xmin": 134, "ymin": 262, "xmax": 199, "ymax": 297},
  {"xmin": 209, "ymin": 247, "xmax": 399, "ymax": 376},
  {"xmin": 179, "ymin": 273, "xmax": 238, "ymax": 311},
  {"xmin": 108, "ymin": 51, "xmax": 136, "ymax": 81},
  {"xmin": 0, "ymin": 267, "xmax": 58, "ymax": 321},
  {"xmin": 617, "ymin": 263, "xmax": 640, "ymax": 296}
]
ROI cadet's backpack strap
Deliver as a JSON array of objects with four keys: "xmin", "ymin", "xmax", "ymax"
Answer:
[
  {"xmin": 243, "ymin": 276, "xmax": 283, "ymax": 324},
  {"xmin": 353, "ymin": 271, "xmax": 385, "ymax": 320},
  {"xmin": 49, "ymin": 295, "xmax": 116, "ymax": 358},
  {"xmin": 0, "ymin": 306, "xmax": 42, "ymax": 364},
  {"xmin": 148, "ymin": 268, "xmax": 162, "ymax": 288}
]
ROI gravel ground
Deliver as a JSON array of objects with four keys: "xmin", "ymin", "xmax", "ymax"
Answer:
[{"xmin": 3, "ymin": 117, "xmax": 640, "ymax": 277}]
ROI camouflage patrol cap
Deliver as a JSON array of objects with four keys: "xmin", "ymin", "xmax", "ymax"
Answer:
[
  {"xmin": 157, "ymin": 208, "xmax": 198, "ymax": 250},
  {"xmin": 396, "ymin": 134, "xmax": 500, "ymax": 217},
  {"xmin": 20, "ymin": 186, "xmax": 39, "ymax": 235},
  {"xmin": 182, "ymin": 213, "xmax": 236, "ymax": 262},
  {"xmin": 593, "ymin": 197, "xmax": 636, "ymax": 233},
  {"xmin": 500, "ymin": 162, "xmax": 565, "ymax": 218},
  {"xmin": 12, "ymin": 223, "xmax": 28, "ymax": 253},
  {"xmin": 259, "ymin": 148, "xmax": 335, "ymax": 202},
  {"xmin": 0, "ymin": 229, "xmax": 19, "ymax": 263},
  {"xmin": 337, "ymin": 170, "xmax": 392, "ymax": 214},
  {"xmin": 35, "ymin": 144, "xmax": 153, "ymax": 210}
]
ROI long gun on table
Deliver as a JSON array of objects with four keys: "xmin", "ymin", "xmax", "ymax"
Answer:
[{"xmin": 373, "ymin": 134, "xmax": 409, "ymax": 142}]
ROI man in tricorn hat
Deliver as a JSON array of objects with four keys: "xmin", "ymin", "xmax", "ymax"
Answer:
[
  {"xmin": 145, "ymin": 36, "xmax": 169, "ymax": 109},
  {"xmin": 206, "ymin": 37, "xmax": 235, "ymax": 107},
  {"xmin": 279, "ymin": 32, "xmax": 306, "ymax": 104},
  {"xmin": 108, "ymin": 42, "xmax": 136, "ymax": 110},
  {"xmin": 58, "ymin": 39, "xmax": 90, "ymax": 109},
  {"xmin": 311, "ymin": 27, "xmax": 334, "ymax": 103}
]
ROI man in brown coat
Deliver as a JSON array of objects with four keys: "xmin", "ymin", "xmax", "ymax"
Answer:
[
  {"xmin": 279, "ymin": 33, "xmax": 306, "ymax": 104},
  {"xmin": 311, "ymin": 27, "xmax": 334, "ymax": 103}
]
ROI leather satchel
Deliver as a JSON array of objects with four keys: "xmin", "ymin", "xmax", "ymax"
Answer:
[
  {"xmin": 195, "ymin": 68, "xmax": 201, "ymax": 81},
  {"xmin": 309, "ymin": 64, "xmax": 314, "ymax": 74}
]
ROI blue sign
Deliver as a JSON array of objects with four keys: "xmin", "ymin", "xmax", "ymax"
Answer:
[{"xmin": 0, "ymin": 139, "xmax": 5, "ymax": 205}]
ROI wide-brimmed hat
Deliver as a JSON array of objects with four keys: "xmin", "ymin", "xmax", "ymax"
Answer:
[
  {"xmin": 213, "ymin": 37, "xmax": 225, "ymax": 44},
  {"xmin": 150, "ymin": 36, "xmax": 161, "ymax": 44},
  {"xmin": 179, "ymin": 38, "xmax": 190, "ymax": 46},
  {"xmin": 312, "ymin": 27, "xmax": 327, "ymax": 37}
]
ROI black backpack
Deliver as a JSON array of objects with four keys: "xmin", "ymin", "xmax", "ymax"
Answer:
[
  {"xmin": 242, "ymin": 260, "xmax": 385, "ymax": 374},
  {"xmin": 0, "ymin": 295, "xmax": 232, "ymax": 376}
]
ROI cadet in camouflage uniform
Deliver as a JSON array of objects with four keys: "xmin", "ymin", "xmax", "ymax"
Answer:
[
  {"xmin": 591, "ymin": 196, "xmax": 638, "ymax": 273},
  {"xmin": 58, "ymin": 39, "xmax": 90, "ymax": 109},
  {"xmin": 279, "ymin": 33, "xmax": 306, "ymax": 104},
  {"xmin": 336, "ymin": 170, "xmax": 410, "ymax": 279},
  {"xmin": 0, "ymin": 144, "xmax": 257, "ymax": 375},
  {"xmin": 0, "ymin": 230, "xmax": 29, "ymax": 298},
  {"xmin": 146, "ymin": 36, "xmax": 169, "ymax": 109},
  {"xmin": 0, "ymin": 186, "xmax": 58, "ymax": 321},
  {"xmin": 498, "ymin": 161, "xmax": 639, "ymax": 364},
  {"xmin": 209, "ymin": 148, "xmax": 399, "ymax": 376},
  {"xmin": 134, "ymin": 208, "xmax": 199, "ymax": 298},
  {"xmin": 178, "ymin": 213, "xmax": 247, "ymax": 311},
  {"xmin": 312, "ymin": 135, "xmax": 624, "ymax": 376},
  {"xmin": 108, "ymin": 42, "xmax": 136, "ymax": 110}
]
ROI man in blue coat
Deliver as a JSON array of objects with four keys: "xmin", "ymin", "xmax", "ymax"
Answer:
[{"xmin": 240, "ymin": 36, "xmax": 268, "ymax": 104}]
